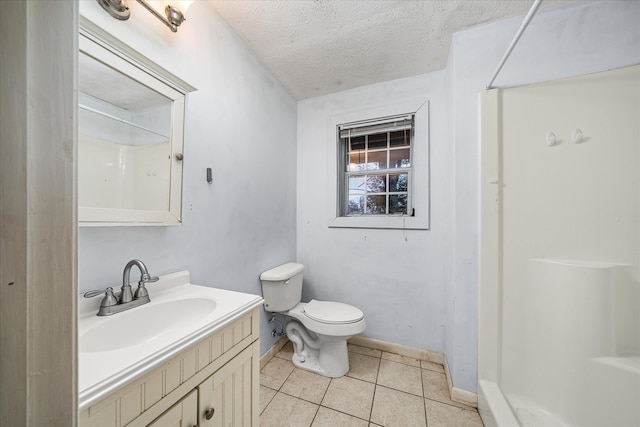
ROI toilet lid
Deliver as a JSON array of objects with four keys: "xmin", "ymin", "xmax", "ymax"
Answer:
[{"xmin": 303, "ymin": 300, "xmax": 364, "ymax": 324}]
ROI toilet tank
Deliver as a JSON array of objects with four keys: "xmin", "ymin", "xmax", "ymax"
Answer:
[{"xmin": 260, "ymin": 262, "xmax": 304, "ymax": 312}]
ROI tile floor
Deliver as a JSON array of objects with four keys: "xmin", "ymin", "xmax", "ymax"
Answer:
[{"xmin": 260, "ymin": 342, "xmax": 484, "ymax": 427}]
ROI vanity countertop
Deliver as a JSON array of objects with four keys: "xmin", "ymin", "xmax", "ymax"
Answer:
[{"xmin": 78, "ymin": 270, "xmax": 263, "ymax": 411}]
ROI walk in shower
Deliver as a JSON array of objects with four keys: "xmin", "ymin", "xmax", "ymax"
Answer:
[{"xmin": 478, "ymin": 65, "xmax": 640, "ymax": 427}]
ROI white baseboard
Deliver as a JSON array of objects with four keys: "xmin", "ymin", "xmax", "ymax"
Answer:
[
  {"xmin": 444, "ymin": 355, "xmax": 478, "ymax": 407},
  {"xmin": 452, "ymin": 386, "xmax": 478, "ymax": 407}
]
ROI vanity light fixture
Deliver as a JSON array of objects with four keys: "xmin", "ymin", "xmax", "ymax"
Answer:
[{"xmin": 97, "ymin": 0, "xmax": 193, "ymax": 33}]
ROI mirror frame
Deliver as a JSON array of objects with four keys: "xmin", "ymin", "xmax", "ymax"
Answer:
[{"xmin": 78, "ymin": 18, "xmax": 195, "ymax": 226}]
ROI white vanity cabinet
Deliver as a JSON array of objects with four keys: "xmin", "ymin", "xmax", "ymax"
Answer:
[{"xmin": 79, "ymin": 308, "xmax": 260, "ymax": 427}]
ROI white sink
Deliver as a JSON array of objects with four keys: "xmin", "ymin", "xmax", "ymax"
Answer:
[{"xmin": 80, "ymin": 297, "xmax": 217, "ymax": 353}]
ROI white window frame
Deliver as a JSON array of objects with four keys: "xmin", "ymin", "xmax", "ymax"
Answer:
[{"xmin": 327, "ymin": 100, "xmax": 430, "ymax": 230}]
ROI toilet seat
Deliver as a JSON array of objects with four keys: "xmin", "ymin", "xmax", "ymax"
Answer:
[
  {"xmin": 286, "ymin": 302, "xmax": 366, "ymax": 337},
  {"xmin": 303, "ymin": 300, "xmax": 363, "ymax": 324}
]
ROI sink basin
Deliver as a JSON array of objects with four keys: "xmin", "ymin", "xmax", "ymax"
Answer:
[{"xmin": 80, "ymin": 297, "xmax": 216, "ymax": 353}]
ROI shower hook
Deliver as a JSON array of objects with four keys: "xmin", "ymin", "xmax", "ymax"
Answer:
[{"xmin": 572, "ymin": 128, "xmax": 584, "ymax": 144}]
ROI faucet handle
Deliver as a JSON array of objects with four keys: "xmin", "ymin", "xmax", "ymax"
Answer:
[
  {"xmin": 141, "ymin": 275, "xmax": 159, "ymax": 283},
  {"xmin": 83, "ymin": 287, "xmax": 115, "ymax": 299},
  {"xmin": 83, "ymin": 289, "xmax": 105, "ymax": 298},
  {"xmin": 83, "ymin": 287, "xmax": 119, "ymax": 308},
  {"xmin": 134, "ymin": 276, "xmax": 158, "ymax": 301}
]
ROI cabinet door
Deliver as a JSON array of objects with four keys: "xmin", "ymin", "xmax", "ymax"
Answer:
[
  {"xmin": 148, "ymin": 389, "xmax": 198, "ymax": 427},
  {"xmin": 198, "ymin": 343, "xmax": 259, "ymax": 427}
]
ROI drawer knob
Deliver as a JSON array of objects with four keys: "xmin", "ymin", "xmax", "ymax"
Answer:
[{"xmin": 205, "ymin": 407, "xmax": 215, "ymax": 420}]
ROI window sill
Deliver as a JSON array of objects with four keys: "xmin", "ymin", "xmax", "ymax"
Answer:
[{"xmin": 327, "ymin": 215, "xmax": 429, "ymax": 230}]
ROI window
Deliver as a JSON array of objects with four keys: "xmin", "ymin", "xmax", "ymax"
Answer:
[
  {"xmin": 338, "ymin": 115, "xmax": 414, "ymax": 216},
  {"xmin": 326, "ymin": 100, "xmax": 429, "ymax": 230}
]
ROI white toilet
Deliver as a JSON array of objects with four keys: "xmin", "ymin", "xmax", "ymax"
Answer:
[{"xmin": 260, "ymin": 262, "xmax": 366, "ymax": 378}]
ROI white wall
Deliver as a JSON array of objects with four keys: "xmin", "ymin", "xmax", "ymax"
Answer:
[
  {"xmin": 448, "ymin": 0, "xmax": 640, "ymax": 392},
  {"xmin": 77, "ymin": 0, "xmax": 298, "ymax": 354},
  {"xmin": 297, "ymin": 71, "xmax": 453, "ymax": 353}
]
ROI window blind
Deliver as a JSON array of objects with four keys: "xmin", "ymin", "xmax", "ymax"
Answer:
[{"xmin": 338, "ymin": 115, "xmax": 413, "ymax": 138}]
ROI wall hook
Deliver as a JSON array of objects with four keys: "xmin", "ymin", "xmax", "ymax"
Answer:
[
  {"xmin": 572, "ymin": 128, "xmax": 584, "ymax": 144},
  {"xmin": 546, "ymin": 131, "xmax": 558, "ymax": 147}
]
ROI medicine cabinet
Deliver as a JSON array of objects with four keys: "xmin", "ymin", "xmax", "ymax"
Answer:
[{"xmin": 78, "ymin": 19, "xmax": 195, "ymax": 225}]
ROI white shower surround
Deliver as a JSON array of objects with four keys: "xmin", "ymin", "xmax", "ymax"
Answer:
[{"xmin": 479, "ymin": 63, "xmax": 640, "ymax": 426}]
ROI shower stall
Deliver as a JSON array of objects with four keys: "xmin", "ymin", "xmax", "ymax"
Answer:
[{"xmin": 478, "ymin": 65, "xmax": 640, "ymax": 427}]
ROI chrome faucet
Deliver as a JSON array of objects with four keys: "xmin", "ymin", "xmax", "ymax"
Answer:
[
  {"xmin": 83, "ymin": 259, "xmax": 159, "ymax": 316},
  {"xmin": 121, "ymin": 259, "xmax": 158, "ymax": 304}
]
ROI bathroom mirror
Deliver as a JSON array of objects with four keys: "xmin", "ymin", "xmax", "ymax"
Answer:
[{"xmin": 78, "ymin": 19, "xmax": 195, "ymax": 225}]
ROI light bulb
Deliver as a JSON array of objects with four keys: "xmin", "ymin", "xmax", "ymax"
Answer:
[{"xmin": 172, "ymin": 0, "xmax": 193, "ymax": 15}]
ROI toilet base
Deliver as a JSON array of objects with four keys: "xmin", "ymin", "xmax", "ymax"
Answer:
[{"xmin": 290, "ymin": 339, "xmax": 349, "ymax": 378}]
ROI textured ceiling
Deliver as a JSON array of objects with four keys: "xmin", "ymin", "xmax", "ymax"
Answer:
[{"xmin": 210, "ymin": 0, "xmax": 571, "ymax": 100}]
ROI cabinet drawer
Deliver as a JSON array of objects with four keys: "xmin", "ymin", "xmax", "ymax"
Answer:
[{"xmin": 148, "ymin": 390, "xmax": 197, "ymax": 427}]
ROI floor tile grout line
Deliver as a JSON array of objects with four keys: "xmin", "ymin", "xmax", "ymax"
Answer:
[
  {"xmin": 367, "ymin": 353, "xmax": 383, "ymax": 423},
  {"xmin": 369, "ymin": 384, "xmax": 378, "ymax": 424},
  {"xmin": 276, "ymin": 375, "xmax": 331, "ymax": 406},
  {"xmin": 375, "ymin": 383, "xmax": 425, "ymax": 399},
  {"xmin": 373, "ymin": 350, "xmax": 381, "ymax": 384},
  {"xmin": 259, "ymin": 387, "xmax": 277, "ymax": 416},
  {"xmin": 317, "ymin": 403, "xmax": 372, "ymax": 424},
  {"xmin": 277, "ymin": 388, "xmax": 323, "ymax": 406},
  {"xmin": 373, "ymin": 383, "xmax": 424, "ymax": 398},
  {"xmin": 421, "ymin": 366, "xmax": 429, "ymax": 427},
  {"xmin": 279, "ymin": 365, "xmax": 296, "ymax": 391},
  {"xmin": 424, "ymin": 395, "xmax": 477, "ymax": 411},
  {"xmin": 308, "ymin": 402, "xmax": 321, "ymax": 427},
  {"xmin": 319, "ymin": 376, "xmax": 332, "ymax": 405}
]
